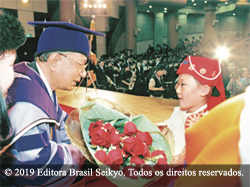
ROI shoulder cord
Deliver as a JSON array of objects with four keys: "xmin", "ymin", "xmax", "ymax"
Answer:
[{"xmin": 0, "ymin": 118, "xmax": 59, "ymax": 156}]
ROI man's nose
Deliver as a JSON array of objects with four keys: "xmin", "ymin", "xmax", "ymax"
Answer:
[{"xmin": 80, "ymin": 70, "xmax": 87, "ymax": 78}]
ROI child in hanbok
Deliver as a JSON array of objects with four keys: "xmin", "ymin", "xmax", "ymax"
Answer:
[{"xmin": 157, "ymin": 55, "xmax": 225, "ymax": 164}]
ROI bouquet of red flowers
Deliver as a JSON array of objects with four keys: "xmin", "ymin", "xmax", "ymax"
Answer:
[{"xmin": 80, "ymin": 101, "xmax": 172, "ymax": 187}]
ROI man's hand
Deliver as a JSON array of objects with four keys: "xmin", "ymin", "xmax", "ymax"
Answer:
[{"xmin": 66, "ymin": 144, "xmax": 85, "ymax": 165}]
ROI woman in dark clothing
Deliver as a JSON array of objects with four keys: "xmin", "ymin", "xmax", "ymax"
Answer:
[
  {"xmin": 148, "ymin": 64, "xmax": 166, "ymax": 98},
  {"xmin": 120, "ymin": 63, "xmax": 132, "ymax": 89},
  {"xmin": 0, "ymin": 9, "xmax": 26, "ymax": 160}
]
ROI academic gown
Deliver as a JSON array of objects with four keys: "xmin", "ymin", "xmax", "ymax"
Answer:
[{"xmin": 2, "ymin": 62, "xmax": 78, "ymax": 186}]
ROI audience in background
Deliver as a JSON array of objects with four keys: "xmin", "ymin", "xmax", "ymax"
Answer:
[{"xmin": 82, "ymin": 32, "xmax": 248, "ymax": 100}]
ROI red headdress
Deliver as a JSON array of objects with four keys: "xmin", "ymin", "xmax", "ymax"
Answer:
[{"xmin": 177, "ymin": 56, "xmax": 225, "ymax": 110}]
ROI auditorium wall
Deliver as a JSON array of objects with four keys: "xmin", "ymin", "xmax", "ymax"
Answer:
[
  {"xmin": 136, "ymin": 12, "xmax": 168, "ymax": 54},
  {"xmin": 186, "ymin": 14, "xmax": 244, "ymax": 41},
  {"xmin": 136, "ymin": 12, "xmax": 245, "ymax": 54},
  {"xmin": 137, "ymin": 13, "xmax": 154, "ymax": 42},
  {"xmin": 185, "ymin": 14, "xmax": 205, "ymax": 41},
  {"xmin": 217, "ymin": 15, "xmax": 244, "ymax": 37}
]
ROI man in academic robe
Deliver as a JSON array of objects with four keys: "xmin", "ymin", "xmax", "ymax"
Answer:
[{"xmin": 4, "ymin": 22, "xmax": 104, "ymax": 186}]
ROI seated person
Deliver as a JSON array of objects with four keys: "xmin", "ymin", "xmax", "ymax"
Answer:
[
  {"xmin": 95, "ymin": 60, "xmax": 113, "ymax": 90},
  {"xmin": 113, "ymin": 58, "xmax": 123, "ymax": 85},
  {"xmin": 157, "ymin": 56, "xmax": 225, "ymax": 164},
  {"xmin": 142, "ymin": 59, "xmax": 151, "ymax": 80},
  {"xmin": 136, "ymin": 60, "xmax": 144, "ymax": 82},
  {"xmin": 119, "ymin": 64, "xmax": 133, "ymax": 92},
  {"xmin": 148, "ymin": 64, "xmax": 165, "ymax": 98},
  {"xmin": 130, "ymin": 62, "xmax": 136, "ymax": 72},
  {"xmin": 133, "ymin": 61, "xmax": 149, "ymax": 96},
  {"xmin": 106, "ymin": 61, "xmax": 115, "ymax": 83},
  {"xmin": 114, "ymin": 58, "xmax": 123, "ymax": 72}
]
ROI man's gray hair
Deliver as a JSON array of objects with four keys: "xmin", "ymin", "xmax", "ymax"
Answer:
[{"xmin": 35, "ymin": 51, "xmax": 67, "ymax": 62}]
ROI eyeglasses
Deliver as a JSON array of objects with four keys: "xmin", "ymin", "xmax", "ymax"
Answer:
[{"xmin": 59, "ymin": 53, "xmax": 88, "ymax": 74}]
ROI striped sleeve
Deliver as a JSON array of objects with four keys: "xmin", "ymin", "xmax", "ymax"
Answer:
[{"xmin": 6, "ymin": 102, "xmax": 77, "ymax": 186}]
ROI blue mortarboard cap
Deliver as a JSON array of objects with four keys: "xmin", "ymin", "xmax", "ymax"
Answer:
[{"xmin": 28, "ymin": 21, "xmax": 105, "ymax": 57}]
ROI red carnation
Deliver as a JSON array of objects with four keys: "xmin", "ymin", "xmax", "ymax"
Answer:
[
  {"xmin": 123, "ymin": 136, "xmax": 144, "ymax": 156},
  {"xmin": 89, "ymin": 120, "xmax": 104, "ymax": 137},
  {"xmin": 95, "ymin": 150, "xmax": 109, "ymax": 165},
  {"xmin": 151, "ymin": 150, "xmax": 167, "ymax": 160},
  {"xmin": 142, "ymin": 144, "xmax": 150, "ymax": 158},
  {"xmin": 144, "ymin": 132, "xmax": 153, "ymax": 146},
  {"xmin": 153, "ymin": 158, "xmax": 169, "ymax": 172},
  {"xmin": 108, "ymin": 149, "xmax": 123, "ymax": 170},
  {"xmin": 90, "ymin": 128, "xmax": 111, "ymax": 148},
  {"xmin": 110, "ymin": 134, "xmax": 122, "ymax": 146},
  {"xmin": 130, "ymin": 156, "xmax": 145, "ymax": 168},
  {"xmin": 124, "ymin": 121, "xmax": 138, "ymax": 136},
  {"xmin": 137, "ymin": 131, "xmax": 153, "ymax": 146},
  {"xmin": 104, "ymin": 122, "xmax": 116, "ymax": 137}
]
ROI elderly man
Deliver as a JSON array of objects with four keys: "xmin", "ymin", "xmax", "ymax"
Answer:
[{"xmin": 4, "ymin": 22, "xmax": 104, "ymax": 186}]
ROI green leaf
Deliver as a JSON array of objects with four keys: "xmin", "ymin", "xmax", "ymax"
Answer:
[{"xmin": 90, "ymin": 144, "xmax": 98, "ymax": 149}]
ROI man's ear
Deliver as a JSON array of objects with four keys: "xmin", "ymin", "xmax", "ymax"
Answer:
[
  {"xmin": 48, "ymin": 53, "xmax": 61, "ymax": 71},
  {"xmin": 200, "ymin": 85, "xmax": 211, "ymax": 97}
]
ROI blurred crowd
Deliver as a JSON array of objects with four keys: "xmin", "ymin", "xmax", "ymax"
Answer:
[{"xmin": 80, "ymin": 33, "xmax": 250, "ymax": 99}]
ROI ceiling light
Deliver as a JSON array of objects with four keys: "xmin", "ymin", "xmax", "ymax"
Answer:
[
  {"xmin": 186, "ymin": 12, "xmax": 189, "ymax": 14},
  {"xmin": 147, "ymin": 10, "xmax": 150, "ymax": 12},
  {"xmin": 89, "ymin": 4, "xmax": 92, "ymax": 8},
  {"xmin": 93, "ymin": 4, "xmax": 97, "ymax": 8},
  {"xmin": 225, "ymin": 2, "xmax": 228, "ymax": 4},
  {"xmin": 164, "ymin": 11, "xmax": 167, "ymax": 13},
  {"xmin": 98, "ymin": 4, "xmax": 102, "ymax": 8},
  {"xmin": 103, "ymin": 4, "xmax": 106, "ymax": 8},
  {"xmin": 233, "ymin": 13, "xmax": 235, "ymax": 16},
  {"xmin": 194, "ymin": 3, "xmax": 196, "ymax": 6},
  {"xmin": 22, "ymin": 0, "xmax": 29, "ymax": 3},
  {"xmin": 192, "ymin": 0, "xmax": 195, "ymax": 2},
  {"xmin": 215, "ymin": 46, "xmax": 230, "ymax": 61},
  {"xmin": 164, "ymin": 8, "xmax": 167, "ymax": 10},
  {"xmin": 84, "ymin": 3, "xmax": 88, "ymax": 8},
  {"xmin": 204, "ymin": 1, "xmax": 207, "ymax": 3},
  {"xmin": 149, "ymin": 5, "xmax": 152, "ymax": 8}
]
